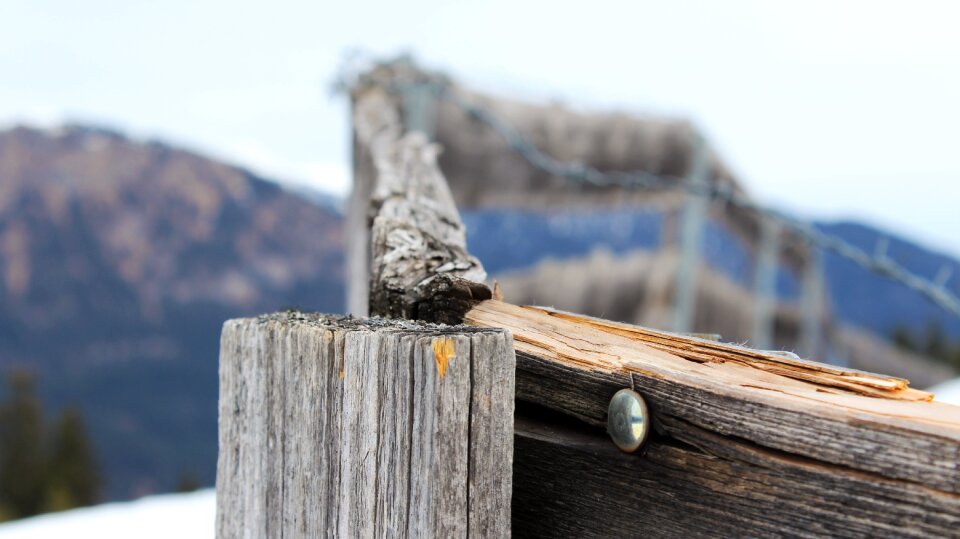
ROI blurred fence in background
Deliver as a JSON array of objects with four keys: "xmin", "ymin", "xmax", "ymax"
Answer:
[{"xmin": 341, "ymin": 57, "xmax": 960, "ymax": 384}]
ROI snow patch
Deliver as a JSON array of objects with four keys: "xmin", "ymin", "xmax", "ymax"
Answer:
[
  {"xmin": 930, "ymin": 378, "xmax": 960, "ymax": 406},
  {"xmin": 0, "ymin": 489, "xmax": 214, "ymax": 539}
]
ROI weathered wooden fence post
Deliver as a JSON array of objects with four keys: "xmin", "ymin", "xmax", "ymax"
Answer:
[
  {"xmin": 216, "ymin": 314, "xmax": 514, "ymax": 538},
  {"xmin": 216, "ymin": 66, "xmax": 513, "ymax": 538}
]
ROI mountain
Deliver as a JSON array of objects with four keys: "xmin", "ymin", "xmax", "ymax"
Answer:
[{"xmin": 0, "ymin": 125, "xmax": 344, "ymax": 499}]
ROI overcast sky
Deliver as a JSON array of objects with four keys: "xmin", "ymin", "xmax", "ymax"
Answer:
[{"xmin": 3, "ymin": 0, "xmax": 959, "ymax": 257}]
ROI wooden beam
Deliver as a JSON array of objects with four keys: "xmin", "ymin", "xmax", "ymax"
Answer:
[
  {"xmin": 353, "ymin": 86, "xmax": 490, "ymax": 323},
  {"xmin": 462, "ymin": 300, "xmax": 960, "ymax": 536},
  {"xmin": 512, "ymin": 409, "xmax": 960, "ymax": 538},
  {"xmin": 346, "ymin": 101, "xmax": 378, "ymax": 316},
  {"xmin": 215, "ymin": 313, "xmax": 515, "ymax": 538}
]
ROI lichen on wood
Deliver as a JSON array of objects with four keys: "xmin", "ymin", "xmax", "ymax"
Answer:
[{"xmin": 353, "ymin": 86, "xmax": 490, "ymax": 323}]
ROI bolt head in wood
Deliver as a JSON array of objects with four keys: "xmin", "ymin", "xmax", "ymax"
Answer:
[{"xmin": 607, "ymin": 388, "xmax": 651, "ymax": 453}]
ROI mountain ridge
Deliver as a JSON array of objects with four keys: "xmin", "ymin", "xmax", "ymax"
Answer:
[{"xmin": 0, "ymin": 124, "xmax": 344, "ymax": 498}]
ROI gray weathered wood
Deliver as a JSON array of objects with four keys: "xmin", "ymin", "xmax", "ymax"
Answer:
[
  {"xmin": 512, "ymin": 411, "xmax": 960, "ymax": 538},
  {"xmin": 346, "ymin": 120, "xmax": 377, "ymax": 316},
  {"xmin": 216, "ymin": 313, "xmax": 515, "ymax": 538},
  {"xmin": 352, "ymin": 86, "xmax": 490, "ymax": 323}
]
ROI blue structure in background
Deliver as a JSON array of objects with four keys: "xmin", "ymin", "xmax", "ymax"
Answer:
[
  {"xmin": 462, "ymin": 208, "xmax": 663, "ymax": 275},
  {"xmin": 463, "ymin": 208, "xmax": 960, "ymax": 341},
  {"xmin": 463, "ymin": 207, "xmax": 801, "ymax": 301}
]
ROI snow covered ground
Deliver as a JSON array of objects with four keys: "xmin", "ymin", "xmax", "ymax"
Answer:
[
  {"xmin": 0, "ymin": 489, "xmax": 214, "ymax": 539},
  {"xmin": 931, "ymin": 378, "xmax": 960, "ymax": 406}
]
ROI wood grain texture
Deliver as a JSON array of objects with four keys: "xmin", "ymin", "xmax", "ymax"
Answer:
[
  {"xmin": 512, "ymin": 410, "xmax": 960, "ymax": 538},
  {"xmin": 353, "ymin": 86, "xmax": 490, "ymax": 322},
  {"xmin": 464, "ymin": 301, "xmax": 960, "ymax": 503},
  {"xmin": 524, "ymin": 305, "xmax": 927, "ymax": 399},
  {"xmin": 216, "ymin": 313, "xmax": 515, "ymax": 538}
]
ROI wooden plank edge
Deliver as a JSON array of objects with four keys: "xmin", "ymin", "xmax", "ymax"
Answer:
[
  {"xmin": 515, "ymin": 303, "xmax": 928, "ymax": 400},
  {"xmin": 464, "ymin": 299, "xmax": 960, "ymax": 494}
]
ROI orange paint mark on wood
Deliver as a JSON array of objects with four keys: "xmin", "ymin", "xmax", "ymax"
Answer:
[{"xmin": 432, "ymin": 337, "xmax": 456, "ymax": 378}]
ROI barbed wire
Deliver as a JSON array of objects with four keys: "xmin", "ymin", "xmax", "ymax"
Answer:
[
  {"xmin": 339, "ymin": 61, "xmax": 960, "ymax": 318},
  {"xmin": 430, "ymin": 85, "xmax": 960, "ymax": 318}
]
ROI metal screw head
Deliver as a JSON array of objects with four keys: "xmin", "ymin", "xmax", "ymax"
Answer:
[{"xmin": 607, "ymin": 388, "xmax": 651, "ymax": 453}]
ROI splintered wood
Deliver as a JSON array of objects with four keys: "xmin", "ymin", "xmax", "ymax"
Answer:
[
  {"xmin": 464, "ymin": 300, "xmax": 960, "ymax": 537},
  {"xmin": 215, "ymin": 313, "xmax": 514, "ymax": 538},
  {"xmin": 524, "ymin": 305, "xmax": 929, "ymax": 400}
]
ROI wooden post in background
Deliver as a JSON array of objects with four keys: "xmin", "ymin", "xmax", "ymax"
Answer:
[
  {"xmin": 216, "ymin": 313, "xmax": 515, "ymax": 538},
  {"xmin": 400, "ymin": 80, "xmax": 437, "ymax": 140},
  {"xmin": 751, "ymin": 218, "xmax": 781, "ymax": 350},
  {"xmin": 346, "ymin": 118, "xmax": 377, "ymax": 317},
  {"xmin": 671, "ymin": 133, "xmax": 710, "ymax": 333},
  {"xmin": 799, "ymin": 246, "xmax": 825, "ymax": 360}
]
